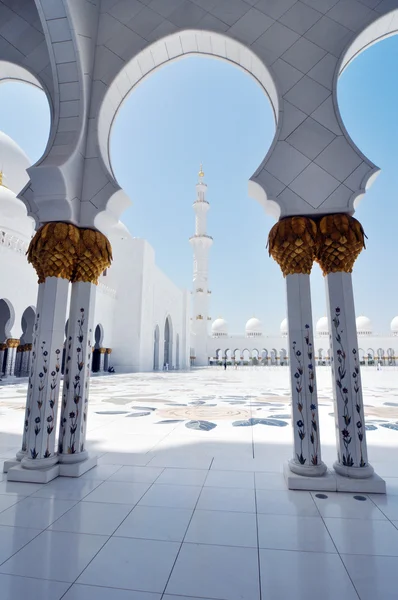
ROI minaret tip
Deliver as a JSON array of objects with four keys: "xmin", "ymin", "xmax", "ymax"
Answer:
[{"xmin": 198, "ymin": 163, "xmax": 204, "ymax": 179}]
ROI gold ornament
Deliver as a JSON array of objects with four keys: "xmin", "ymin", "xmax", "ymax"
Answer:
[
  {"xmin": 27, "ymin": 223, "xmax": 112, "ymax": 284},
  {"xmin": 27, "ymin": 222, "xmax": 80, "ymax": 283},
  {"xmin": 99, "ymin": 347, "xmax": 106, "ymax": 354},
  {"xmin": 0, "ymin": 343, "xmax": 7, "ymax": 351},
  {"xmin": 268, "ymin": 216, "xmax": 317, "ymax": 276},
  {"xmin": 106, "ymin": 348, "xmax": 112, "ymax": 354},
  {"xmin": 72, "ymin": 228, "xmax": 113, "ymax": 284},
  {"xmin": 316, "ymin": 214, "xmax": 366, "ymax": 275},
  {"xmin": 6, "ymin": 338, "xmax": 20, "ymax": 349}
]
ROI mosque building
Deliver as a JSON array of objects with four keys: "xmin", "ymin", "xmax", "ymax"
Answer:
[{"xmin": 0, "ymin": 135, "xmax": 396, "ymax": 378}]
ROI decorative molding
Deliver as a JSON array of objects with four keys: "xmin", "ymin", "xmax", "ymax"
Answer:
[{"xmin": 0, "ymin": 230, "xmax": 29, "ymax": 255}]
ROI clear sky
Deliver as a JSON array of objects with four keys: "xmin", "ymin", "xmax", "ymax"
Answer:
[{"xmin": 0, "ymin": 36, "xmax": 397, "ymax": 334}]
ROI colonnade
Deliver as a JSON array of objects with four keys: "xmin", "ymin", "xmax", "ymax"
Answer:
[
  {"xmin": 0, "ymin": 342, "xmax": 33, "ymax": 378},
  {"xmin": 268, "ymin": 214, "xmax": 382, "ymax": 491},
  {"xmin": 6, "ymin": 222, "xmax": 112, "ymax": 482}
]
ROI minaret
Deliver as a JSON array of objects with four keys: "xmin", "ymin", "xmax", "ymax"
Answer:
[{"xmin": 189, "ymin": 164, "xmax": 213, "ymax": 366}]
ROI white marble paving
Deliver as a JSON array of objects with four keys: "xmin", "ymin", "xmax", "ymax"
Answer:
[{"xmin": 0, "ymin": 367, "xmax": 398, "ymax": 599}]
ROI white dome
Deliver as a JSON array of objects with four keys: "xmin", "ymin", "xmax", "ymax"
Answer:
[
  {"xmin": 0, "ymin": 131, "xmax": 30, "ymax": 195},
  {"xmin": 316, "ymin": 317, "xmax": 329, "ymax": 336},
  {"xmin": 212, "ymin": 318, "xmax": 228, "ymax": 337},
  {"xmin": 0, "ymin": 185, "xmax": 34, "ymax": 239},
  {"xmin": 245, "ymin": 317, "xmax": 263, "ymax": 337},
  {"xmin": 391, "ymin": 316, "xmax": 398, "ymax": 335},
  {"xmin": 356, "ymin": 316, "xmax": 372, "ymax": 335},
  {"xmin": 280, "ymin": 318, "xmax": 288, "ymax": 336}
]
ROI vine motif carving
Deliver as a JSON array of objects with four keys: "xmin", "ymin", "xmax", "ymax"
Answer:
[
  {"xmin": 22, "ymin": 311, "xmax": 39, "ymax": 453},
  {"xmin": 293, "ymin": 324, "xmax": 319, "ymax": 467},
  {"xmin": 332, "ymin": 307, "xmax": 366, "ymax": 468},
  {"xmin": 59, "ymin": 308, "xmax": 90, "ymax": 455}
]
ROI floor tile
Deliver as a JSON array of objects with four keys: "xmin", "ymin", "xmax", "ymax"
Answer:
[
  {"xmin": 324, "ymin": 517, "xmax": 398, "ymax": 556},
  {"xmin": 312, "ymin": 491, "xmax": 387, "ymax": 519},
  {"xmin": 197, "ymin": 486, "xmax": 256, "ymax": 513},
  {"xmin": 166, "ymin": 543, "xmax": 260, "ymax": 600},
  {"xmin": 259, "ymin": 549, "xmax": 358, "ymax": 600},
  {"xmin": 138, "ymin": 484, "xmax": 202, "ymax": 509},
  {"xmin": 155, "ymin": 468, "xmax": 208, "ymax": 486},
  {"xmin": 185, "ymin": 509, "xmax": 257, "ymax": 548},
  {"xmin": 115, "ymin": 505, "xmax": 192, "ymax": 541},
  {"xmin": 82, "ymin": 481, "xmax": 151, "ymax": 505},
  {"xmin": 108, "ymin": 466, "xmax": 163, "ymax": 484},
  {"xmin": 255, "ymin": 471, "xmax": 287, "ymax": 490},
  {"xmin": 79, "ymin": 464, "xmax": 123, "ymax": 480},
  {"xmin": 148, "ymin": 456, "xmax": 212, "ymax": 469},
  {"xmin": 342, "ymin": 554, "xmax": 398, "ymax": 600},
  {"xmin": 369, "ymin": 493, "xmax": 398, "ymax": 520},
  {"xmin": 0, "ymin": 573, "xmax": 69, "ymax": 600},
  {"xmin": 98, "ymin": 453, "xmax": 151, "ymax": 466},
  {"xmin": 0, "ymin": 497, "xmax": 77, "ymax": 529},
  {"xmin": 49, "ymin": 501, "xmax": 133, "ymax": 535},
  {"xmin": 0, "ymin": 525, "xmax": 41, "ymax": 564},
  {"xmin": 32, "ymin": 478, "xmax": 101, "ymax": 501},
  {"xmin": 257, "ymin": 514, "xmax": 336, "ymax": 553},
  {"xmin": 204, "ymin": 470, "xmax": 255, "ymax": 489},
  {"xmin": 63, "ymin": 583, "xmax": 160, "ymax": 599},
  {"xmin": 256, "ymin": 489, "xmax": 319, "ymax": 516},
  {"xmin": 77, "ymin": 537, "xmax": 180, "ymax": 593},
  {"xmin": 0, "ymin": 494, "xmax": 23, "ymax": 513},
  {"xmin": 0, "ymin": 480, "xmax": 43, "ymax": 496},
  {"xmin": 0, "ymin": 530, "xmax": 108, "ymax": 582}
]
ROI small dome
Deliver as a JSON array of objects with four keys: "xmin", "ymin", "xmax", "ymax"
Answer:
[
  {"xmin": 316, "ymin": 317, "xmax": 329, "ymax": 336},
  {"xmin": 391, "ymin": 317, "xmax": 398, "ymax": 336},
  {"xmin": 356, "ymin": 316, "xmax": 372, "ymax": 335},
  {"xmin": 280, "ymin": 318, "xmax": 288, "ymax": 336},
  {"xmin": 212, "ymin": 318, "xmax": 228, "ymax": 337},
  {"xmin": 0, "ymin": 131, "xmax": 30, "ymax": 195},
  {"xmin": 245, "ymin": 317, "xmax": 262, "ymax": 337}
]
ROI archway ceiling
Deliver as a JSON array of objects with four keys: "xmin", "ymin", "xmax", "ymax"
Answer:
[{"xmin": 0, "ymin": 0, "xmax": 397, "ymax": 227}]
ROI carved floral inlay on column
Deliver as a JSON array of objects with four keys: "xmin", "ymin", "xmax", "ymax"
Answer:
[
  {"xmin": 292, "ymin": 324, "xmax": 319, "ymax": 467},
  {"xmin": 59, "ymin": 308, "xmax": 90, "ymax": 455},
  {"xmin": 332, "ymin": 307, "xmax": 366, "ymax": 468}
]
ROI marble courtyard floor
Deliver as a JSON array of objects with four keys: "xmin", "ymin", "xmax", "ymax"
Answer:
[{"xmin": 1, "ymin": 367, "xmax": 398, "ymax": 599}]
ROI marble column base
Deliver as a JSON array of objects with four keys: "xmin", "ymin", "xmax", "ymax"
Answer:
[
  {"xmin": 59, "ymin": 455, "xmax": 97, "ymax": 477},
  {"xmin": 7, "ymin": 463, "xmax": 60, "ymax": 483},
  {"xmin": 284, "ymin": 462, "xmax": 386, "ymax": 493},
  {"xmin": 3, "ymin": 459, "xmax": 19, "ymax": 473}
]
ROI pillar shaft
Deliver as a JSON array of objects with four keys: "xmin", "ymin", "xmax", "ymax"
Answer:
[
  {"xmin": 21, "ymin": 277, "xmax": 69, "ymax": 469},
  {"xmin": 268, "ymin": 216, "xmax": 326, "ymax": 477},
  {"xmin": 58, "ymin": 281, "xmax": 96, "ymax": 463},
  {"xmin": 99, "ymin": 348, "xmax": 106, "ymax": 372},
  {"xmin": 18, "ymin": 284, "xmax": 45, "ymax": 460},
  {"xmin": 286, "ymin": 274, "xmax": 325, "ymax": 475},
  {"xmin": 5, "ymin": 340, "xmax": 19, "ymax": 376},
  {"xmin": 325, "ymin": 273, "xmax": 373, "ymax": 477}
]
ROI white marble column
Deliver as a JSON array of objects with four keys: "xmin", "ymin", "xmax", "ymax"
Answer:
[
  {"xmin": 15, "ymin": 285, "xmax": 45, "ymax": 463},
  {"xmin": 325, "ymin": 272, "xmax": 374, "ymax": 478},
  {"xmin": 19, "ymin": 277, "xmax": 69, "ymax": 471},
  {"xmin": 99, "ymin": 348, "xmax": 106, "ymax": 372},
  {"xmin": 286, "ymin": 274, "xmax": 327, "ymax": 477},
  {"xmin": 21, "ymin": 346, "xmax": 30, "ymax": 377},
  {"xmin": 58, "ymin": 281, "xmax": 96, "ymax": 473},
  {"xmin": 104, "ymin": 349, "xmax": 111, "ymax": 372},
  {"xmin": 15, "ymin": 347, "xmax": 23, "ymax": 376},
  {"xmin": 5, "ymin": 340, "xmax": 19, "ymax": 376},
  {"xmin": 0, "ymin": 344, "xmax": 5, "ymax": 375}
]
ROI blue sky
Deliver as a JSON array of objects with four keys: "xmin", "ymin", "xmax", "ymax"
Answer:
[{"xmin": 0, "ymin": 36, "xmax": 397, "ymax": 334}]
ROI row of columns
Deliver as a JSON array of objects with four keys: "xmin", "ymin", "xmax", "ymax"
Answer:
[
  {"xmin": 6, "ymin": 223, "xmax": 112, "ymax": 482},
  {"xmin": 96, "ymin": 347, "xmax": 112, "ymax": 372},
  {"xmin": 0, "ymin": 342, "xmax": 33, "ymax": 377},
  {"xmin": 268, "ymin": 214, "xmax": 375, "ymax": 483}
]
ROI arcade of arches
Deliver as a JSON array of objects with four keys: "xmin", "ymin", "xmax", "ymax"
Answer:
[{"xmin": 1, "ymin": 0, "xmax": 397, "ymax": 497}]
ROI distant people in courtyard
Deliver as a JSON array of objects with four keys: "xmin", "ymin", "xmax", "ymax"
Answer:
[
  {"xmin": 224, "ymin": 361, "xmax": 227, "ymax": 370},
  {"xmin": 108, "ymin": 366, "xmax": 115, "ymax": 373},
  {"xmin": 165, "ymin": 362, "xmax": 169, "ymax": 371}
]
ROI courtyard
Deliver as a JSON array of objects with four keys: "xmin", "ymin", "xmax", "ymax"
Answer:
[{"xmin": 0, "ymin": 367, "xmax": 397, "ymax": 599}]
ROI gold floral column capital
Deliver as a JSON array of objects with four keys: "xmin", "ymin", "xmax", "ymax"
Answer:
[
  {"xmin": 106, "ymin": 348, "xmax": 112, "ymax": 354},
  {"xmin": 27, "ymin": 222, "xmax": 80, "ymax": 283},
  {"xmin": 316, "ymin": 214, "xmax": 366, "ymax": 275},
  {"xmin": 99, "ymin": 347, "xmax": 106, "ymax": 354},
  {"xmin": 6, "ymin": 338, "xmax": 20, "ymax": 349},
  {"xmin": 72, "ymin": 229, "xmax": 113, "ymax": 285},
  {"xmin": 267, "ymin": 216, "xmax": 317, "ymax": 277}
]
